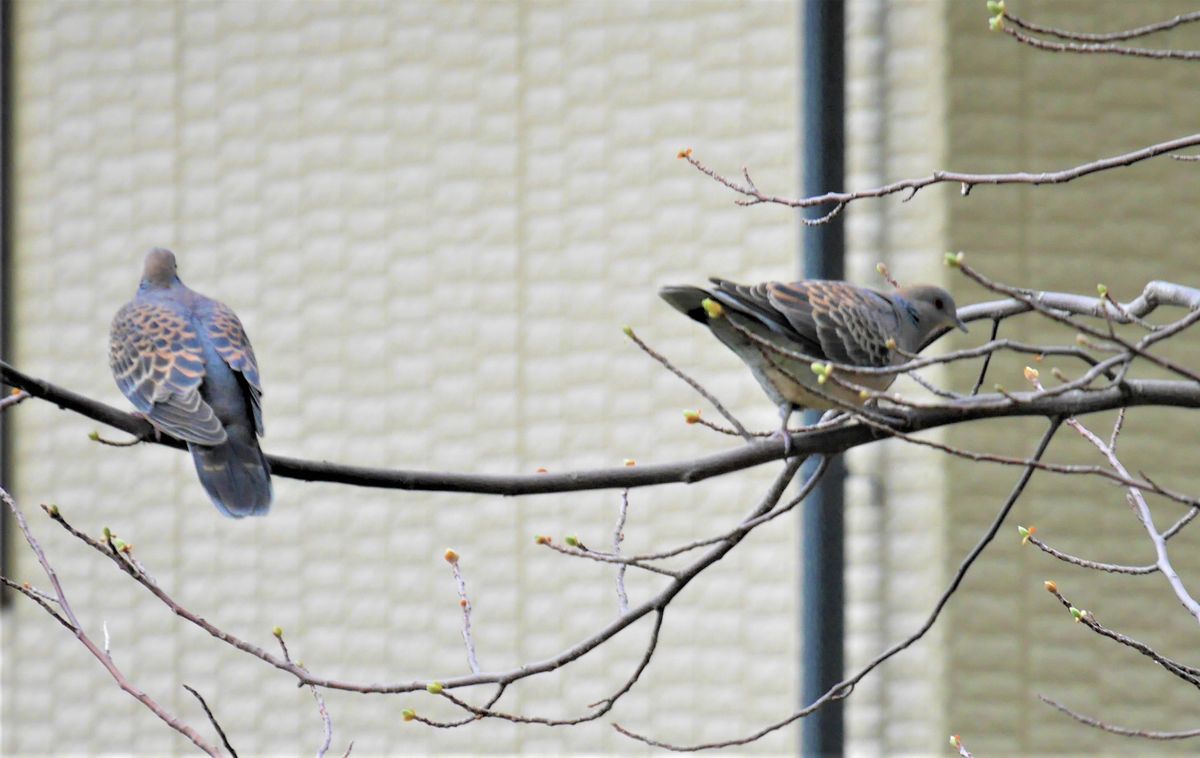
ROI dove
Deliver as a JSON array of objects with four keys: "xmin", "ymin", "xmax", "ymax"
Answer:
[
  {"xmin": 660, "ymin": 277, "xmax": 968, "ymax": 439},
  {"xmin": 109, "ymin": 249, "xmax": 272, "ymax": 517}
]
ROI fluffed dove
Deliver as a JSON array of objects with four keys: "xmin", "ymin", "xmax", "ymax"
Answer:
[
  {"xmin": 109, "ymin": 249, "xmax": 272, "ymax": 517},
  {"xmin": 660, "ymin": 277, "xmax": 968, "ymax": 435}
]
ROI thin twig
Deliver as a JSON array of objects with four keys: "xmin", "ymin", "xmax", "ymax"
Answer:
[
  {"xmin": 422, "ymin": 610, "xmax": 667, "ymax": 728},
  {"xmin": 623, "ymin": 327, "xmax": 751, "ymax": 440},
  {"xmin": 1000, "ymin": 16, "xmax": 1200, "ymax": 60},
  {"xmin": 545, "ymin": 457, "xmax": 829, "ymax": 570},
  {"xmin": 970, "ymin": 319, "xmax": 1002, "ymax": 395},
  {"xmin": 614, "ymin": 489, "xmax": 631, "ymax": 615},
  {"xmin": 1039, "ymin": 696, "xmax": 1200, "ymax": 740},
  {"xmin": 183, "ymin": 685, "xmax": 239, "ymax": 758},
  {"xmin": 275, "ymin": 631, "xmax": 337, "ymax": 757},
  {"xmin": 0, "ymin": 389, "xmax": 29, "ymax": 411},
  {"xmin": 950, "ymin": 734, "xmax": 975, "ymax": 758},
  {"xmin": 1045, "ymin": 585, "xmax": 1200, "ymax": 686},
  {"xmin": 444, "ymin": 551, "xmax": 481, "ymax": 675},
  {"xmin": 1004, "ymin": 9, "xmax": 1200, "ymax": 42}
]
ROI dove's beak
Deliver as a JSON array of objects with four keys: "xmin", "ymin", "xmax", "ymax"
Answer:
[{"xmin": 953, "ymin": 314, "xmax": 969, "ymax": 333}]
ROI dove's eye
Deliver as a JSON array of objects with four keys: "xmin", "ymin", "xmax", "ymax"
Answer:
[{"xmin": 934, "ymin": 297, "xmax": 945, "ymax": 310}]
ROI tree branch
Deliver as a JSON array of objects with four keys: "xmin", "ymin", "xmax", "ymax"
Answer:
[
  {"xmin": 1040, "ymin": 696, "xmax": 1200, "ymax": 740},
  {"xmin": 6, "ymin": 360, "xmax": 1200, "ymax": 498},
  {"xmin": 682, "ymin": 134, "xmax": 1200, "ymax": 217},
  {"xmin": 614, "ymin": 419, "xmax": 1062, "ymax": 750}
]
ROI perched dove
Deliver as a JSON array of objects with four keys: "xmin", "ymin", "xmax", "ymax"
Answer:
[
  {"xmin": 109, "ymin": 249, "xmax": 272, "ymax": 518},
  {"xmin": 660, "ymin": 278, "xmax": 968, "ymax": 433}
]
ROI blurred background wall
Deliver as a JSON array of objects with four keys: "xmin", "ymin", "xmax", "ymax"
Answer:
[
  {"xmin": 3, "ymin": 1, "xmax": 801, "ymax": 754},
  {"xmin": 4, "ymin": 0, "xmax": 1200, "ymax": 755}
]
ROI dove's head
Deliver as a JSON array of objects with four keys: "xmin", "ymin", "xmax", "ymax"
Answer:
[
  {"xmin": 140, "ymin": 248, "xmax": 180, "ymax": 290},
  {"xmin": 897, "ymin": 284, "xmax": 968, "ymax": 336}
]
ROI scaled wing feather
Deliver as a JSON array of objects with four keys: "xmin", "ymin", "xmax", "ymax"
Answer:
[
  {"xmin": 202, "ymin": 301, "xmax": 264, "ymax": 435},
  {"xmin": 109, "ymin": 301, "xmax": 225, "ymax": 445}
]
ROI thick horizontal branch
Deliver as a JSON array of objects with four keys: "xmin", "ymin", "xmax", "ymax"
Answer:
[{"xmin": 4, "ymin": 358, "xmax": 1200, "ymax": 497}]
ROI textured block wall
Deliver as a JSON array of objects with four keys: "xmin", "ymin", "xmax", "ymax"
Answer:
[{"xmin": 2, "ymin": 1, "xmax": 800, "ymax": 754}]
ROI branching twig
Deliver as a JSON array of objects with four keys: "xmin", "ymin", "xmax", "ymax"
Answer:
[
  {"xmin": 682, "ymin": 134, "xmax": 1200, "ymax": 218},
  {"xmin": 1044, "ymin": 584, "xmax": 1200, "ymax": 687},
  {"xmin": 1004, "ymin": 8, "xmax": 1200, "ymax": 42},
  {"xmin": 0, "ymin": 491, "xmax": 219, "ymax": 756},
  {"xmin": 999, "ymin": 14, "xmax": 1200, "ymax": 60},
  {"xmin": 275, "ymin": 630, "xmax": 337, "ymax": 758},
  {"xmin": 613, "ymin": 419, "xmax": 1061, "ymax": 750}
]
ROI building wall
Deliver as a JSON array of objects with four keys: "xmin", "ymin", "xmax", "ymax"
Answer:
[
  {"xmin": 843, "ymin": 0, "xmax": 953, "ymax": 753},
  {"xmin": 2, "ymin": 1, "xmax": 800, "ymax": 754},
  {"xmin": 841, "ymin": 0, "xmax": 1200, "ymax": 755},
  {"xmin": 10, "ymin": 1, "xmax": 1196, "ymax": 756},
  {"xmin": 940, "ymin": 1, "xmax": 1200, "ymax": 754}
]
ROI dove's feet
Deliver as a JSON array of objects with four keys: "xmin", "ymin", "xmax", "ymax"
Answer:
[
  {"xmin": 774, "ymin": 403, "xmax": 797, "ymax": 457},
  {"xmin": 130, "ymin": 411, "xmax": 162, "ymax": 442}
]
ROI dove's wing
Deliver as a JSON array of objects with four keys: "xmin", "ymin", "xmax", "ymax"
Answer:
[
  {"xmin": 200, "ymin": 300, "xmax": 264, "ymax": 436},
  {"xmin": 109, "ymin": 300, "xmax": 226, "ymax": 445},
  {"xmin": 709, "ymin": 279, "xmax": 899, "ymax": 367}
]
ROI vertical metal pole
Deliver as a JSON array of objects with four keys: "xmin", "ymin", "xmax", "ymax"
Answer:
[{"xmin": 800, "ymin": 0, "xmax": 845, "ymax": 754}]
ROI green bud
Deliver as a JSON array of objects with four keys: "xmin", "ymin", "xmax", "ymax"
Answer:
[
  {"xmin": 426, "ymin": 681, "xmax": 444, "ymax": 695},
  {"xmin": 273, "ymin": 626, "xmax": 283, "ymax": 638},
  {"xmin": 622, "ymin": 325, "xmax": 634, "ymax": 337},
  {"xmin": 1096, "ymin": 284, "xmax": 1108, "ymax": 297},
  {"xmin": 103, "ymin": 527, "xmax": 112, "ymax": 540},
  {"xmin": 1017, "ymin": 526, "xmax": 1030, "ymax": 538},
  {"xmin": 944, "ymin": 251, "xmax": 965, "ymax": 267},
  {"xmin": 402, "ymin": 708, "xmax": 416, "ymax": 722},
  {"xmin": 988, "ymin": 15, "xmax": 1004, "ymax": 31},
  {"xmin": 88, "ymin": 431, "xmax": 100, "ymax": 441},
  {"xmin": 565, "ymin": 535, "xmax": 579, "ymax": 547}
]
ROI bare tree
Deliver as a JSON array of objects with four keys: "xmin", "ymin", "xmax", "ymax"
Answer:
[{"xmin": 4, "ymin": 3, "xmax": 1200, "ymax": 754}]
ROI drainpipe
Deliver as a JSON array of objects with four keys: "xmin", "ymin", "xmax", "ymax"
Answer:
[{"xmin": 799, "ymin": 0, "xmax": 845, "ymax": 754}]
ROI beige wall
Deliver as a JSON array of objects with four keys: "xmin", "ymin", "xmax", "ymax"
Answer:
[
  {"xmin": 940, "ymin": 1, "xmax": 1200, "ymax": 754},
  {"xmin": 841, "ymin": 0, "xmax": 1200, "ymax": 755},
  {"xmin": 9, "ymin": 0, "xmax": 1198, "ymax": 755},
  {"xmin": 3, "ymin": 1, "xmax": 799, "ymax": 754}
]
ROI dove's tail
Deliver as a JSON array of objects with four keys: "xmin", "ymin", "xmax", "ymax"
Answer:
[
  {"xmin": 189, "ymin": 425, "xmax": 272, "ymax": 518},
  {"xmin": 658, "ymin": 285, "xmax": 713, "ymax": 323}
]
